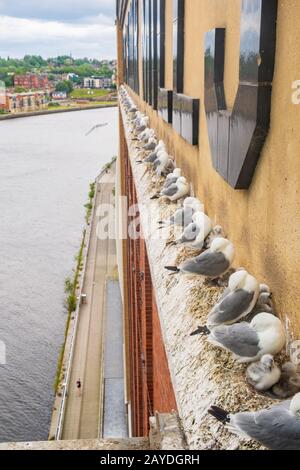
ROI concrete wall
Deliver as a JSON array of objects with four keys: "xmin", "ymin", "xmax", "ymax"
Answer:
[{"xmin": 122, "ymin": 0, "xmax": 300, "ymax": 336}]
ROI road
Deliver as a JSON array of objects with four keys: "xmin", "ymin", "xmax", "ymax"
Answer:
[{"xmin": 61, "ymin": 169, "xmax": 116, "ymax": 440}]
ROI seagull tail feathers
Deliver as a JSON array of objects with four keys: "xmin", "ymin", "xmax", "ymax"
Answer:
[
  {"xmin": 150, "ymin": 194, "xmax": 159, "ymax": 200},
  {"xmin": 208, "ymin": 406, "xmax": 230, "ymax": 424},
  {"xmin": 164, "ymin": 266, "xmax": 180, "ymax": 273},
  {"xmin": 190, "ymin": 326, "xmax": 210, "ymax": 336}
]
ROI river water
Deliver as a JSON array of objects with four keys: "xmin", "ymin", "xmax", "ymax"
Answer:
[{"xmin": 0, "ymin": 108, "xmax": 118, "ymax": 442}]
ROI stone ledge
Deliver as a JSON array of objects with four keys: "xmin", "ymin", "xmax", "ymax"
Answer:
[
  {"xmin": 0, "ymin": 438, "xmax": 149, "ymax": 451},
  {"xmin": 120, "ymin": 89, "xmax": 277, "ymax": 450}
]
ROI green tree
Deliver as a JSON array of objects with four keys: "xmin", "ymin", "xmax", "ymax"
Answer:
[{"xmin": 55, "ymin": 80, "xmax": 73, "ymax": 94}]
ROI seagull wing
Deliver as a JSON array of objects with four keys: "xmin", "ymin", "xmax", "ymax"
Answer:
[
  {"xmin": 161, "ymin": 183, "xmax": 178, "ymax": 198},
  {"xmin": 181, "ymin": 251, "xmax": 229, "ymax": 277},
  {"xmin": 232, "ymin": 404, "xmax": 300, "ymax": 450},
  {"xmin": 211, "ymin": 322, "xmax": 260, "ymax": 358},
  {"xmin": 208, "ymin": 289, "xmax": 255, "ymax": 326},
  {"xmin": 85, "ymin": 122, "xmax": 108, "ymax": 136}
]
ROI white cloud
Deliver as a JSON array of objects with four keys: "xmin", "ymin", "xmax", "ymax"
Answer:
[{"xmin": 0, "ymin": 14, "xmax": 116, "ymax": 58}]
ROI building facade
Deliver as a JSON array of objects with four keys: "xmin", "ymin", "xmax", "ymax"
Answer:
[
  {"xmin": 0, "ymin": 91, "xmax": 47, "ymax": 113},
  {"xmin": 116, "ymin": 0, "xmax": 300, "ymax": 445},
  {"xmin": 83, "ymin": 77, "xmax": 113, "ymax": 89},
  {"xmin": 14, "ymin": 73, "xmax": 49, "ymax": 90}
]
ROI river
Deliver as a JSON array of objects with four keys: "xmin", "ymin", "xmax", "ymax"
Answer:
[{"xmin": 0, "ymin": 108, "xmax": 118, "ymax": 442}]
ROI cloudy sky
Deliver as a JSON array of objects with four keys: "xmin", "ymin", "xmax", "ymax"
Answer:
[{"xmin": 0, "ymin": 0, "xmax": 117, "ymax": 59}]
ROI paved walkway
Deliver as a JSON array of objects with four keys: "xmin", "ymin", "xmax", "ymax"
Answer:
[
  {"xmin": 103, "ymin": 280, "xmax": 128, "ymax": 438},
  {"xmin": 61, "ymin": 169, "xmax": 117, "ymax": 440}
]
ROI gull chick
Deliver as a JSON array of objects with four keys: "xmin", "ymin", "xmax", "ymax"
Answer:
[
  {"xmin": 165, "ymin": 237, "xmax": 235, "ymax": 280},
  {"xmin": 208, "ymin": 392, "xmax": 300, "ymax": 450},
  {"xmin": 246, "ymin": 354, "xmax": 281, "ymax": 391},
  {"xmin": 272, "ymin": 362, "xmax": 300, "ymax": 398}
]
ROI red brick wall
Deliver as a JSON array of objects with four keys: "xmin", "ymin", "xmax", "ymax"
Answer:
[
  {"xmin": 124, "ymin": 150, "xmax": 177, "ymax": 436},
  {"xmin": 152, "ymin": 297, "xmax": 178, "ymax": 413}
]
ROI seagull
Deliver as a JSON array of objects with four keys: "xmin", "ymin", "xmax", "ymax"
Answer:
[
  {"xmin": 158, "ymin": 197, "xmax": 204, "ymax": 228},
  {"xmin": 169, "ymin": 212, "xmax": 212, "ymax": 250},
  {"xmin": 152, "ymin": 168, "xmax": 182, "ymax": 198},
  {"xmin": 85, "ymin": 123, "xmax": 108, "ymax": 136},
  {"xmin": 165, "ymin": 237, "xmax": 235, "ymax": 279},
  {"xmin": 248, "ymin": 284, "xmax": 273, "ymax": 318},
  {"xmin": 204, "ymin": 225, "xmax": 226, "ymax": 249},
  {"xmin": 138, "ymin": 128, "xmax": 155, "ymax": 142},
  {"xmin": 143, "ymin": 137, "xmax": 157, "ymax": 151},
  {"xmin": 272, "ymin": 362, "xmax": 300, "ymax": 398},
  {"xmin": 151, "ymin": 176, "xmax": 190, "ymax": 202},
  {"xmin": 204, "ymin": 270, "xmax": 260, "ymax": 328},
  {"xmin": 135, "ymin": 116, "xmax": 149, "ymax": 133},
  {"xmin": 136, "ymin": 140, "xmax": 166, "ymax": 164},
  {"xmin": 208, "ymin": 392, "xmax": 300, "ymax": 450},
  {"xmin": 195, "ymin": 312, "xmax": 286, "ymax": 363},
  {"xmin": 163, "ymin": 168, "xmax": 182, "ymax": 189},
  {"xmin": 246, "ymin": 355, "xmax": 281, "ymax": 391},
  {"xmin": 153, "ymin": 151, "xmax": 175, "ymax": 177}
]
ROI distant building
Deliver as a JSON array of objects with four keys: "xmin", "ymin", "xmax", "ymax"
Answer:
[
  {"xmin": 83, "ymin": 76, "xmax": 112, "ymax": 89},
  {"xmin": 0, "ymin": 91, "xmax": 47, "ymax": 113},
  {"xmin": 51, "ymin": 91, "xmax": 67, "ymax": 100},
  {"xmin": 14, "ymin": 73, "xmax": 49, "ymax": 90}
]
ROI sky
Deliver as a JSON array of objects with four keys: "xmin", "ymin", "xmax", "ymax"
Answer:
[{"xmin": 0, "ymin": 0, "xmax": 116, "ymax": 59}]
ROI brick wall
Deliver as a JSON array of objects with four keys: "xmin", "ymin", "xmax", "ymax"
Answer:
[
  {"xmin": 152, "ymin": 297, "xmax": 177, "ymax": 414},
  {"xmin": 123, "ymin": 147, "xmax": 177, "ymax": 437}
]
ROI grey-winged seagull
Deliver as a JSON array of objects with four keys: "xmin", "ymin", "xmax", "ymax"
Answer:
[
  {"xmin": 206, "ymin": 270, "xmax": 259, "ymax": 328},
  {"xmin": 165, "ymin": 237, "xmax": 235, "ymax": 279},
  {"xmin": 208, "ymin": 392, "xmax": 300, "ymax": 450},
  {"xmin": 152, "ymin": 176, "xmax": 189, "ymax": 201},
  {"xmin": 198, "ymin": 312, "xmax": 286, "ymax": 363},
  {"xmin": 158, "ymin": 197, "xmax": 203, "ymax": 228},
  {"xmin": 170, "ymin": 212, "xmax": 212, "ymax": 250}
]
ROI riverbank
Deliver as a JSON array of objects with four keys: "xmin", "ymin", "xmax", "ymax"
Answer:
[{"xmin": 0, "ymin": 102, "xmax": 117, "ymax": 121}]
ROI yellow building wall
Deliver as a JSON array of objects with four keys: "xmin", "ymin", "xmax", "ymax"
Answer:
[{"xmin": 123, "ymin": 0, "xmax": 300, "ymax": 335}]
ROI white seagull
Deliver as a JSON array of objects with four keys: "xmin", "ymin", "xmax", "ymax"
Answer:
[
  {"xmin": 246, "ymin": 354, "xmax": 281, "ymax": 391},
  {"xmin": 205, "ymin": 270, "xmax": 260, "ymax": 328},
  {"xmin": 137, "ymin": 140, "xmax": 166, "ymax": 164},
  {"xmin": 158, "ymin": 197, "xmax": 204, "ymax": 228},
  {"xmin": 152, "ymin": 151, "xmax": 175, "ymax": 177},
  {"xmin": 208, "ymin": 392, "xmax": 300, "ymax": 450},
  {"xmin": 170, "ymin": 212, "xmax": 212, "ymax": 250},
  {"xmin": 199, "ymin": 312, "xmax": 286, "ymax": 363},
  {"xmin": 143, "ymin": 137, "xmax": 157, "ymax": 151},
  {"xmin": 152, "ymin": 176, "xmax": 190, "ymax": 202},
  {"xmin": 165, "ymin": 237, "xmax": 235, "ymax": 279},
  {"xmin": 163, "ymin": 168, "xmax": 182, "ymax": 188}
]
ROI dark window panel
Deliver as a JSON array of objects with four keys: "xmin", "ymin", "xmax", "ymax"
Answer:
[
  {"xmin": 173, "ymin": 0, "xmax": 185, "ymax": 93},
  {"xmin": 181, "ymin": 96, "xmax": 200, "ymax": 146},
  {"xmin": 152, "ymin": 0, "xmax": 158, "ymax": 109},
  {"xmin": 148, "ymin": 0, "xmax": 153, "ymax": 105},
  {"xmin": 172, "ymin": 92, "xmax": 183, "ymax": 135},
  {"xmin": 204, "ymin": 0, "xmax": 278, "ymax": 189},
  {"xmin": 158, "ymin": 88, "xmax": 173, "ymax": 123},
  {"xmin": 159, "ymin": 0, "xmax": 166, "ymax": 88}
]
